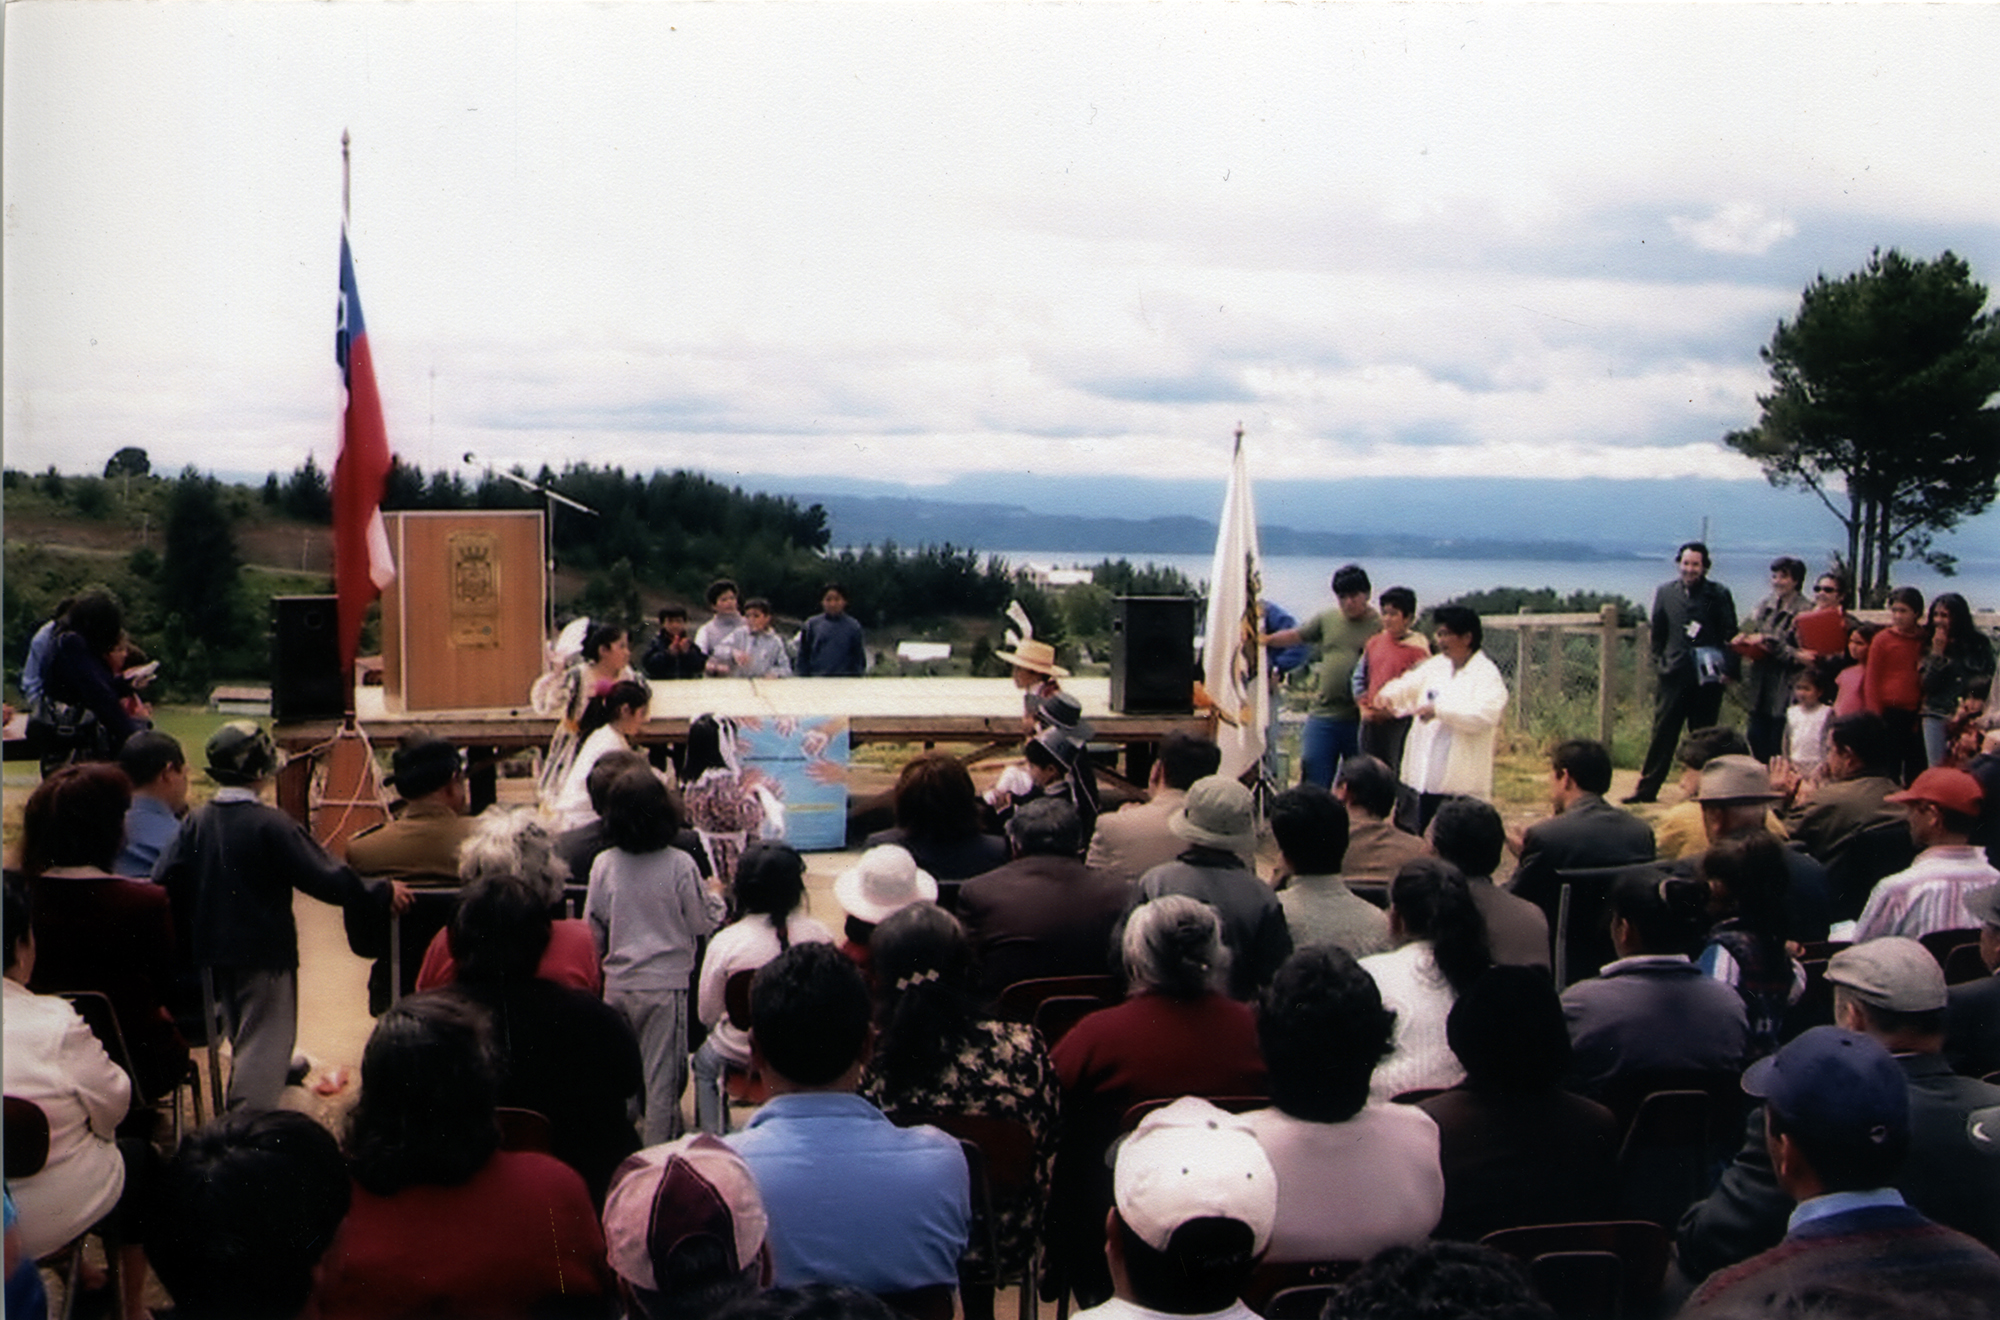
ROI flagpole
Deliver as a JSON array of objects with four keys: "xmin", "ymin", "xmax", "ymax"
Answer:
[{"xmin": 344, "ymin": 130, "xmax": 356, "ymax": 720}]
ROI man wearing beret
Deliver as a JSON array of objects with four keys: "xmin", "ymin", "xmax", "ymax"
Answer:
[
  {"xmin": 1683, "ymin": 1026, "xmax": 2000, "ymax": 1311},
  {"xmin": 1677, "ymin": 938, "xmax": 2000, "ymax": 1289}
]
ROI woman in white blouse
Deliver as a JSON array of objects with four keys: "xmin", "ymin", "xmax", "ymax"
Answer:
[
  {"xmin": 1359, "ymin": 858, "xmax": 1494, "ymax": 1103},
  {"xmin": 1378, "ymin": 604, "xmax": 1509, "ymax": 826},
  {"xmin": 3, "ymin": 879, "xmax": 151, "ymax": 1320}
]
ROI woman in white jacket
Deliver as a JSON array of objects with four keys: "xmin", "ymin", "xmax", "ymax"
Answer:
[{"xmin": 1378, "ymin": 604, "xmax": 1508, "ymax": 824}]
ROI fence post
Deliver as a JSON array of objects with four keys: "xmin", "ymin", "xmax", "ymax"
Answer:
[
  {"xmin": 1597, "ymin": 602, "xmax": 1618, "ymax": 746},
  {"xmin": 1545, "ymin": 623, "xmax": 1565, "ymax": 712},
  {"xmin": 1633, "ymin": 624, "xmax": 1650, "ymax": 718},
  {"xmin": 1513, "ymin": 609, "xmax": 1530, "ymax": 731}
]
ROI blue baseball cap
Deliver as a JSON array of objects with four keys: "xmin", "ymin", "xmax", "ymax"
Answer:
[{"xmin": 1743, "ymin": 1026, "xmax": 1908, "ymax": 1154}]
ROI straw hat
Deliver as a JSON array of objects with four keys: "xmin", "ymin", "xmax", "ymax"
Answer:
[
  {"xmin": 994, "ymin": 638, "xmax": 1069, "ymax": 678},
  {"xmin": 833, "ymin": 844, "xmax": 939, "ymax": 924}
]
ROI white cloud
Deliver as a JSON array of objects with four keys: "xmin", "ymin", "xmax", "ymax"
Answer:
[
  {"xmin": 1669, "ymin": 204, "xmax": 1800, "ymax": 257},
  {"xmin": 5, "ymin": 1, "xmax": 1998, "ymax": 499}
]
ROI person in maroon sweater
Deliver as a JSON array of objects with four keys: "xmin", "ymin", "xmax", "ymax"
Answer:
[
  {"xmin": 17, "ymin": 762, "xmax": 187, "ymax": 1104},
  {"xmin": 1048, "ymin": 895, "xmax": 1267, "ymax": 1309},
  {"xmin": 315, "ymin": 992, "xmax": 612, "ymax": 1320},
  {"xmin": 1867, "ymin": 586, "xmax": 1929, "ymax": 783}
]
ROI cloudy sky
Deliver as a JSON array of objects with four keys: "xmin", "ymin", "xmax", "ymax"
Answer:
[{"xmin": 6, "ymin": 2, "xmax": 1998, "ymax": 504}]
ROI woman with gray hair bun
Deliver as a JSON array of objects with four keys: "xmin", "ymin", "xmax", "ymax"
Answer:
[
  {"xmin": 1122, "ymin": 893, "xmax": 1232, "ymax": 998},
  {"xmin": 411, "ymin": 808, "xmax": 604, "ymax": 995},
  {"xmin": 1046, "ymin": 895, "xmax": 1268, "ymax": 1308}
]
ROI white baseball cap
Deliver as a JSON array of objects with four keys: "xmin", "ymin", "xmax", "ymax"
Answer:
[{"xmin": 1113, "ymin": 1096, "xmax": 1276, "ymax": 1255}]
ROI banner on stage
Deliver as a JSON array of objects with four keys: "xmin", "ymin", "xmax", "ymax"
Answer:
[{"xmin": 737, "ymin": 715, "xmax": 851, "ymax": 852}]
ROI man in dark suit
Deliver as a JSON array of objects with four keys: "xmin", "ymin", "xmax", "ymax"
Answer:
[
  {"xmin": 1945, "ymin": 882, "xmax": 2000, "ymax": 1077},
  {"xmin": 1683, "ymin": 1026, "xmax": 2000, "ymax": 1313},
  {"xmin": 1428, "ymin": 796, "xmax": 1550, "ymax": 970},
  {"xmin": 956, "ymin": 797, "xmax": 1130, "ymax": 1001},
  {"xmin": 1628, "ymin": 542, "xmax": 1739, "ymax": 804},
  {"xmin": 1678, "ymin": 938, "xmax": 2000, "ymax": 1289},
  {"xmin": 1509, "ymin": 739, "xmax": 1655, "ymax": 914}
]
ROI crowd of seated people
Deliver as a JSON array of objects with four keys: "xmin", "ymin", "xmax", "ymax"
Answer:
[{"xmin": 11, "ymin": 567, "xmax": 2000, "ymax": 1320}]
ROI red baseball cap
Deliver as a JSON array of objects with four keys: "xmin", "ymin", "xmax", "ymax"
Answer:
[{"xmin": 1885, "ymin": 767, "xmax": 1984, "ymax": 817}]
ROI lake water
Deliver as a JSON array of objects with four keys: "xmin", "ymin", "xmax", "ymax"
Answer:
[{"xmin": 993, "ymin": 550, "xmax": 2000, "ymax": 618}]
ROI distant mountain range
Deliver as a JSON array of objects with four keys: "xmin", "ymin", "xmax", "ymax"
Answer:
[
  {"xmin": 196, "ymin": 464, "xmax": 1995, "ymax": 564},
  {"xmin": 752, "ymin": 473, "xmax": 2000, "ymax": 563},
  {"xmin": 799, "ymin": 491, "xmax": 1625, "ymax": 561}
]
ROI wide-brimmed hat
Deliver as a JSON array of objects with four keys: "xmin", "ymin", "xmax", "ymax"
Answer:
[
  {"xmin": 602, "ymin": 1134, "xmax": 771, "ymax": 1294},
  {"xmin": 1036, "ymin": 691, "xmax": 1093, "ymax": 740},
  {"xmin": 1695, "ymin": 755, "xmax": 1781, "ymax": 804},
  {"xmin": 1030, "ymin": 724, "xmax": 1085, "ymax": 770},
  {"xmin": 994, "ymin": 638, "xmax": 1069, "ymax": 678},
  {"xmin": 833, "ymin": 844, "xmax": 939, "ymax": 924},
  {"xmin": 1168, "ymin": 776, "xmax": 1256, "ymax": 853}
]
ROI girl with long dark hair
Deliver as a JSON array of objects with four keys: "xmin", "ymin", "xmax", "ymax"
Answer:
[
  {"xmin": 531, "ymin": 618, "xmax": 636, "ymax": 802},
  {"xmin": 681, "ymin": 714, "xmax": 777, "ymax": 883},
  {"xmin": 691, "ymin": 843, "xmax": 834, "ymax": 1134},
  {"xmin": 585, "ymin": 767, "xmax": 725, "ymax": 1144},
  {"xmin": 859, "ymin": 902, "xmax": 1057, "ymax": 1320},
  {"xmin": 1697, "ymin": 833, "xmax": 1804, "ymax": 1059},
  {"xmin": 1920, "ymin": 591, "xmax": 1995, "ymax": 767},
  {"xmin": 1359, "ymin": 858, "xmax": 1492, "ymax": 1101},
  {"xmin": 547, "ymin": 677, "xmax": 652, "ymax": 830}
]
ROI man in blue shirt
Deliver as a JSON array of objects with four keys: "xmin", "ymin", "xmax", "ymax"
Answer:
[
  {"xmin": 117, "ymin": 730, "xmax": 188, "ymax": 878},
  {"xmin": 797, "ymin": 583, "xmax": 867, "ymax": 677},
  {"xmin": 726, "ymin": 943, "xmax": 968, "ymax": 1298}
]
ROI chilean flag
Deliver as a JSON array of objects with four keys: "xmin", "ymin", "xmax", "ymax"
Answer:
[{"xmin": 333, "ymin": 228, "xmax": 396, "ymax": 684}]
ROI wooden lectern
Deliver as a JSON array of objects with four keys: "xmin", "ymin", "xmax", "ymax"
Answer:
[{"xmin": 379, "ymin": 510, "xmax": 545, "ymax": 711}]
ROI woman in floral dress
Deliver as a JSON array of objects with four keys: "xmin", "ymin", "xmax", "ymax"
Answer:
[
  {"xmin": 680, "ymin": 714, "xmax": 773, "ymax": 884},
  {"xmin": 859, "ymin": 901, "xmax": 1058, "ymax": 1320}
]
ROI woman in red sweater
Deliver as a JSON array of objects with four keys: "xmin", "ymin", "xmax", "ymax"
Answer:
[
  {"xmin": 316, "ymin": 993, "xmax": 611, "ymax": 1320},
  {"xmin": 1047, "ymin": 895, "xmax": 1267, "ymax": 1308},
  {"xmin": 1864, "ymin": 585, "xmax": 1927, "ymax": 782}
]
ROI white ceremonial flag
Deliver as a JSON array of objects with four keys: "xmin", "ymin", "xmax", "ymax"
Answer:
[{"xmin": 1201, "ymin": 428, "xmax": 1269, "ymax": 785}]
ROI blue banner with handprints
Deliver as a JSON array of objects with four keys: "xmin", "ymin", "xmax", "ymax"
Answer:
[{"xmin": 734, "ymin": 715, "xmax": 851, "ymax": 852}]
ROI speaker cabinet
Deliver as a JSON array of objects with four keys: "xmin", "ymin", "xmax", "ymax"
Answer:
[
  {"xmin": 270, "ymin": 595, "xmax": 345, "ymax": 721},
  {"xmin": 1110, "ymin": 596, "xmax": 1195, "ymax": 714}
]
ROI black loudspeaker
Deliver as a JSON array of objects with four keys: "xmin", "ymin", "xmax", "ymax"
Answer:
[
  {"xmin": 271, "ymin": 595, "xmax": 345, "ymax": 721},
  {"xmin": 1110, "ymin": 596, "xmax": 1196, "ymax": 714}
]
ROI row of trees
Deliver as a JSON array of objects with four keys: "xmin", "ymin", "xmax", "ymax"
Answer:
[
  {"xmin": 4, "ymin": 456, "xmax": 1198, "ymax": 694},
  {"xmin": 4, "ymin": 469, "xmax": 273, "ymax": 700}
]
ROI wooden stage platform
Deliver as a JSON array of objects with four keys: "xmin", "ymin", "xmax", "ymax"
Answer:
[{"xmin": 273, "ymin": 676, "xmax": 1211, "ymax": 820}]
